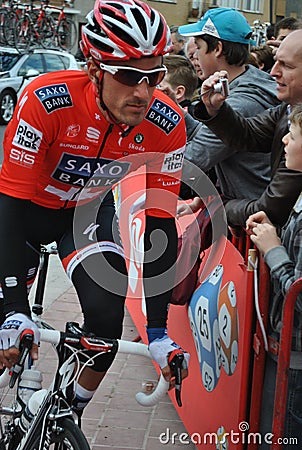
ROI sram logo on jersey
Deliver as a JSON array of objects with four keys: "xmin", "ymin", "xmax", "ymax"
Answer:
[
  {"xmin": 146, "ymin": 99, "xmax": 181, "ymax": 134},
  {"xmin": 12, "ymin": 119, "xmax": 42, "ymax": 153},
  {"xmin": 52, "ymin": 153, "xmax": 130, "ymax": 187},
  {"xmin": 161, "ymin": 147, "xmax": 185, "ymax": 173},
  {"xmin": 34, "ymin": 83, "xmax": 72, "ymax": 113}
]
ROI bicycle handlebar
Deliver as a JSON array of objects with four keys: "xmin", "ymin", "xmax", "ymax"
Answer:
[
  {"xmin": 117, "ymin": 340, "xmax": 170, "ymax": 406},
  {"xmin": 9, "ymin": 329, "xmax": 34, "ymax": 388},
  {"xmin": 0, "ymin": 328, "xmax": 170, "ymax": 406}
]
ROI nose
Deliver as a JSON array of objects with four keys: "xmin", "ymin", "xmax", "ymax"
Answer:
[
  {"xmin": 270, "ymin": 60, "xmax": 280, "ymax": 77},
  {"xmin": 282, "ymin": 132, "xmax": 289, "ymax": 145},
  {"xmin": 133, "ymin": 79, "xmax": 152, "ymax": 98}
]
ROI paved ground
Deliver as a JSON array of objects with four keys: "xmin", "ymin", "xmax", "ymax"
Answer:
[{"xmin": 32, "ymin": 253, "xmax": 196, "ymax": 450}]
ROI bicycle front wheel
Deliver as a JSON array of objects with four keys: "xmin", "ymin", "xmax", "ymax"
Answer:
[{"xmin": 31, "ymin": 417, "xmax": 90, "ymax": 450}]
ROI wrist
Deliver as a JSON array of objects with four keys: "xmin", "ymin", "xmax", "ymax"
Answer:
[{"xmin": 146, "ymin": 327, "xmax": 167, "ymax": 343}]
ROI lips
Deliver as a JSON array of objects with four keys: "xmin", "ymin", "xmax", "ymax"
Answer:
[
  {"xmin": 128, "ymin": 104, "xmax": 147, "ymax": 112},
  {"xmin": 277, "ymin": 81, "xmax": 286, "ymax": 89}
]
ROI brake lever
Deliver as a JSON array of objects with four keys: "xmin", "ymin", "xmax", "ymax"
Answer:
[
  {"xmin": 168, "ymin": 350, "xmax": 184, "ymax": 407},
  {"xmin": 9, "ymin": 329, "xmax": 34, "ymax": 388}
]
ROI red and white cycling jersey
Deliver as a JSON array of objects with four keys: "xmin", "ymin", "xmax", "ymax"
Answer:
[{"xmin": 0, "ymin": 70, "xmax": 186, "ymax": 217}]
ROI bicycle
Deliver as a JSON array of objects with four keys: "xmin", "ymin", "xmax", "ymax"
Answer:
[
  {"xmin": 47, "ymin": 1, "xmax": 77, "ymax": 51},
  {"xmin": 13, "ymin": 1, "xmax": 54, "ymax": 50},
  {"xmin": 0, "ymin": 0, "xmax": 24, "ymax": 46},
  {"xmin": 0, "ymin": 243, "xmax": 184, "ymax": 449}
]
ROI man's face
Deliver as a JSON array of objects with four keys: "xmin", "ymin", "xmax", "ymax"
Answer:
[
  {"xmin": 158, "ymin": 74, "xmax": 175, "ymax": 97},
  {"xmin": 171, "ymin": 32, "xmax": 184, "ymax": 55},
  {"xmin": 97, "ymin": 56, "xmax": 162, "ymax": 127},
  {"xmin": 194, "ymin": 37, "xmax": 218, "ymax": 79},
  {"xmin": 276, "ymin": 27, "xmax": 293, "ymax": 42},
  {"xmin": 186, "ymin": 38, "xmax": 204, "ymax": 80},
  {"xmin": 270, "ymin": 30, "xmax": 302, "ymax": 105},
  {"xmin": 282, "ymin": 122, "xmax": 302, "ymax": 171}
]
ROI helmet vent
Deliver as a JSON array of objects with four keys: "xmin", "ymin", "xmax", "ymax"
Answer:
[
  {"xmin": 91, "ymin": 35, "xmax": 114, "ymax": 55},
  {"xmin": 153, "ymin": 20, "xmax": 164, "ymax": 46},
  {"xmin": 100, "ymin": 3, "xmax": 125, "ymax": 17},
  {"xmin": 132, "ymin": 8, "xmax": 147, "ymax": 40}
]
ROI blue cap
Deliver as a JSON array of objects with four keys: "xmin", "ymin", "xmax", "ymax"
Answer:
[{"xmin": 179, "ymin": 8, "xmax": 255, "ymax": 45}]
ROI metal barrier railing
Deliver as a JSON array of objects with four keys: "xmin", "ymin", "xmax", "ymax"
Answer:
[
  {"xmin": 229, "ymin": 229, "xmax": 302, "ymax": 449},
  {"xmin": 271, "ymin": 277, "xmax": 302, "ymax": 449}
]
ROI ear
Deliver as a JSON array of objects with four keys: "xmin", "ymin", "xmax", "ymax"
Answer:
[
  {"xmin": 215, "ymin": 40, "xmax": 224, "ymax": 57},
  {"xmin": 87, "ymin": 59, "xmax": 100, "ymax": 84},
  {"xmin": 175, "ymin": 85, "xmax": 186, "ymax": 101}
]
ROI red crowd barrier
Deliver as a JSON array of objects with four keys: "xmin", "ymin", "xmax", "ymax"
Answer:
[
  {"xmin": 231, "ymin": 229, "xmax": 302, "ymax": 449},
  {"xmin": 116, "ymin": 171, "xmax": 301, "ymax": 449},
  {"xmin": 271, "ymin": 277, "xmax": 302, "ymax": 449}
]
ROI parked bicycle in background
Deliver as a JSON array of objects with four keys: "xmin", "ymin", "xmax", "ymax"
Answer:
[{"xmin": 0, "ymin": 0, "xmax": 77, "ymax": 51}]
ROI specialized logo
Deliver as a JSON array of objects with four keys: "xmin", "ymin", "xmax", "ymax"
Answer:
[
  {"xmin": 161, "ymin": 147, "xmax": 184, "ymax": 173},
  {"xmin": 12, "ymin": 119, "xmax": 42, "ymax": 153},
  {"xmin": 52, "ymin": 153, "xmax": 130, "ymax": 188},
  {"xmin": 34, "ymin": 83, "xmax": 72, "ymax": 113},
  {"xmin": 146, "ymin": 99, "xmax": 181, "ymax": 134}
]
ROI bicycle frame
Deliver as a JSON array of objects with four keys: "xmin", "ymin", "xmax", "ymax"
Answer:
[{"xmin": 0, "ymin": 244, "xmax": 169, "ymax": 449}]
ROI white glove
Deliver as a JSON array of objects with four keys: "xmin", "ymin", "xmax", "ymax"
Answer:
[
  {"xmin": 0, "ymin": 313, "xmax": 40, "ymax": 350},
  {"xmin": 149, "ymin": 335, "xmax": 190, "ymax": 370}
]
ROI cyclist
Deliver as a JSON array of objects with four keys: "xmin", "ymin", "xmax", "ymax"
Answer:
[{"xmin": 0, "ymin": 0, "xmax": 189, "ymax": 417}]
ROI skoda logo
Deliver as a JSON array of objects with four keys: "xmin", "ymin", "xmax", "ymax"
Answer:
[{"xmin": 134, "ymin": 133, "xmax": 144, "ymax": 144}]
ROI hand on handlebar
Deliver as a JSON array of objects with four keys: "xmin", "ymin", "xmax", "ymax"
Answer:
[
  {"xmin": 200, "ymin": 70, "xmax": 229, "ymax": 116},
  {"xmin": 148, "ymin": 334, "xmax": 189, "ymax": 407},
  {"xmin": 0, "ymin": 313, "xmax": 40, "ymax": 369},
  {"xmin": 149, "ymin": 335, "xmax": 190, "ymax": 381}
]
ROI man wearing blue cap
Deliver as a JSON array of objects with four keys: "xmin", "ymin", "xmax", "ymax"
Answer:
[
  {"xmin": 179, "ymin": 7, "xmax": 254, "ymax": 45},
  {"xmin": 175, "ymin": 8, "xmax": 279, "ymax": 217}
]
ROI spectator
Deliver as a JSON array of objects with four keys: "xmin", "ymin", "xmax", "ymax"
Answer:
[
  {"xmin": 194, "ymin": 28, "xmax": 302, "ymax": 228},
  {"xmin": 176, "ymin": 8, "xmax": 279, "ymax": 214},
  {"xmin": 159, "ymin": 55, "xmax": 199, "ymax": 116},
  {"xmin": 246, "ymin": 103, "xmax": 302, "ymax": 448},
  {"xmin": 250, "ymin": 45, "xmax": 275, "ymax": 72},
  {"xmin": 267, "ymin": 17, "xmax": 302, "ymax": 54},
  {"xmin": 266, "ymin": 23, "xmax": 275, "ymax": 40},
  {"xmin": 184, "ymin": 36, "xmax": 205, "ymax": 115},
  {"xmin": 185, "ymin": 36, "xmax": 204, "ymax": 81},
  {"xmin": 274, "ymin": 16, "xmax": 302, "ymax": 42},
  {"xmin": 170, "ymin": 26, "xmax": 187, "ymax": 56}
]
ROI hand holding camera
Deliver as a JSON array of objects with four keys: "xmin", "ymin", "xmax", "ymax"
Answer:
[
  {"xmin": 199, "ymin": 71, "xmax": 229, "ymax": 116},
  {"xmin": 213, "ymin": 78, "xmax": 229, "ymax": 97}
]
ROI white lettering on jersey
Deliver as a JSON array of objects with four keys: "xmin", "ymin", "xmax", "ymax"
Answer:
[{"xmin": 9, "ymin": 148, "xmax": 35, "ymax": 166}]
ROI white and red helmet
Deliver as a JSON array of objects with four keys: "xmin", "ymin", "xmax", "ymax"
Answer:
[{"xmin": 81, "ymin": 0, "xmax": 172, "ymax": 62}]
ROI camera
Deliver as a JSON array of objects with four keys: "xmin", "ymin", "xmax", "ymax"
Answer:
[{"xmin": 213, "ymin": 78, "xmax": 229, "ymax": 97}]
